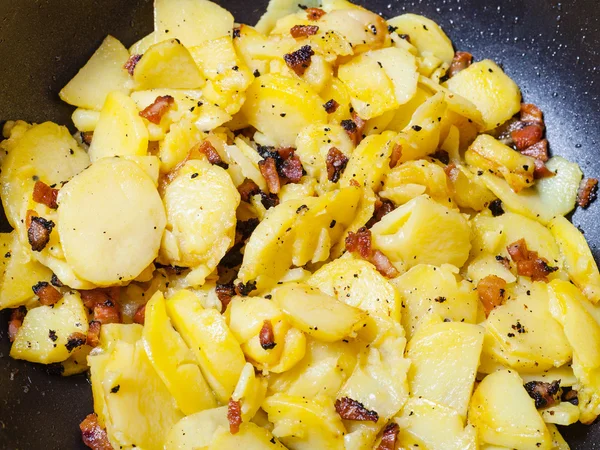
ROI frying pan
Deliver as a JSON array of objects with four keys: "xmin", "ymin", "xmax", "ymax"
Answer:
[{"xmin": 0, "ymin": 0, "xmax": 598, "ymax": 448}]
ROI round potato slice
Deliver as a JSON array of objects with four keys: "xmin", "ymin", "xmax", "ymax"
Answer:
[{"xmin": 58, "ymin": 158, "xmax": 166, "ymax": 285}]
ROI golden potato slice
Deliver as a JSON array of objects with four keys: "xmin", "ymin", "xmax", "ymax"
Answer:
[
  {"xmin": 11, "ymin": 292, "xmax": 88, "ymax": 364},
  {"xmin": 448, "ymin": 163, "xmax": 497, "ymax": 211},
  {"xmin": 316, "ymin": 8, "xmax": 387, "ymax": 53},
  {"xmin": 368, "ymin": 47, "xmax": 418, "ymax": 106},
  {"xmin": 232, "ymin": 362, "xmax": 268, "ymax": 422},
  {"xmin": 88, "ymin": 91, "xmax": 149, "ymax": 162},
  {"xmin": 241, "ymin": 73, "xmax": 328, "ymax": 147},
  {"xmin": 469, "ymin": 370, "xmax": 552, "ymax": 449},
  {"xmin": 71, "ymin": 108, "xmax": 100, "ymax": 132},
  {"xmin": 209, "ymin": 422, "xmax": 287, "ymax": 450},
  {"xmin": 0, "ymin": 122, "xmax": 89, "ymax": 229},
  {"xmin": 58, "ymin": 157, "xmax": 166, "ymax": 285},
  {"xmin": 133, "ymin": 39, "xmax": 204, "ymax": 90},
  {"xmin": 165, "ymin": 406, "xmax": 228, "ymax": 450},
  {"xmin": 445, "ymin": 60, "xmax": 521, "ymax": 131},
  {"xmin": 59, "ymin": 35, "xmax": 130, "ymax": 111},
  {"xmin": 542, "ymin": 402, "xmax": 580, "ymax": 426},
  {"xmin": 264, "ymin": 327, "xmax": 307, "ymax": 374}
]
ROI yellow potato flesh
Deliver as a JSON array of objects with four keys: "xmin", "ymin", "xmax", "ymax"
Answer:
[{"xmin": 165, "ymin": 406, "xmax": 228, "ymax": 450}]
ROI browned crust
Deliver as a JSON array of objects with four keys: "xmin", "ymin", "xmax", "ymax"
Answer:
[
  {"xmin": 283, "ymin": 45, "xmax": 315, "ymax": 76},
  {"xmin": 80, "ymin": 413, "xmax": 113, "ymax": 450},
  {"xmin": 326, "ymin": 147, "xmax": 349, "ymax": 183},
  {"xmin": 376, "ymin": 422, "xmax": 400, "ymax": 450},
  {"xmin": 335, "ymin": 396, "xmax": 379, "ymax": 422},
  {"xmin": 27, "ymin": 212, "xmax": 55, "ymax": 252},
  {"xmin": 32, "ymin": 281, "xmax": 62, "ymax": 306}
]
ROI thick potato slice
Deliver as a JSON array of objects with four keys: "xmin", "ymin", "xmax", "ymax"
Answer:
[
  {"xmin": 371, "ymin": 195, "xmax": 471, "ymax": 271},
  {"xmin": 165, "ymin": 406, "xmax": 228, "ymax": 450},
  {"xmin": 272, "ymin": 283, "xmax": 367, "ymax": 342},
  {"xmin": 142, "ymin": 291, "xmax": 216, "ymax": 415},
  {"xmin": 160, "ymin": 159, "xmax": 239, "ymax": 285},
  {"xmin": 11, "ymin": 292, "xmax": 88, "ymax": 364},
  {"xmin": 0, "ymin": 122, "xmax": 89, "ymax": 229},
  {"xmin": 59, "ymin": 35, "xmax": 130, "ymax": 111},
  {"xmin": 58, "ymin": 157, "xmax": 166, "ymax": 285},
  {"xmin": 406, "ymin": 320, "xmax": 484, "ymax": 418},
  {"xmin": 387, "ymin": 14, "xmax": 454, "ymax": 64},
  {"xmin": 166, "ymin": 290, "xmax": 246, "ymax": 403},
  {"xmin": 72, "ymin": 108, "xmax": 100, "ymax": 132},
  {"xmin": 157, "ymin": 116, "xmax": 205, "ymax": 172},
  {"xmin": 469, "ymin": 370, "xmax": 552, "ymax": 449},
  {"xmin": 133, "ymin": 39, "xmax": 204, "ymax": 90},
  {"xmin": 154, "ymin": 0, "xmax": 234, "ymax": 47},
  {"xmin": 541, "ymin": 402, "xmax": 580, "ymax": 426},
  {"xmin": 209, "ymin": 422, "xmax": 286, "ymax": 449},
  {"xmin": 232, "ymin": 362, "xmax": 268, "ymax": 422},
  {"xmin": 88, "ymin": 91, "xmax": 149, "ymax": 162},
  {"xmin": 549, "ymin": 216, "xmax": 600, "ymax": 303},
  {"xmin": 448, "ymin": 163, "xmax": 497, "ymax": 211},
  {"xmin": 241, "ymin": 73, "xmax": 328, "ymax": 147},
  {"xmin": 316, "ymin": 7, "xmax": 387, "ymax": 53},
  {"xmin": 445, "ymin": 60, "xmax": 521, "ymax": 130},
  {"xmin": 368, "ymin": 47, "xmax": 418, "ymax": 106}
]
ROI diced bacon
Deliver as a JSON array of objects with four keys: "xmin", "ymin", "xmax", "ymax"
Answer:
[
  {"xmin": 81, "ymin": 132, "xmax": 94, "ymax": 145},
  {"xmin": 377, "ymin": 422, "xmax": 400, "ymax": 450},
  {"xmin": 86, "ymin": 320, "xmax": 101, "ymax": 348},
  {"xmin": 227, "ymin": 399, "xmax": 242, "ymax": 434},
  {"xmin": 216, "ymin": 283, "xmax": 236, "ymax": 310},
  {"xmin": 306, "ymin": 7, "xmax": 326, "ymax": 20},
  {"xmin": 533, "ymin": 159, "xmax": 555, "ymax": 179},
  {"xmin": 326, "ymin": 147, "xmax": 349, "ymax": 183},
  {"xmin": 27, "ymin": 213, "xmax": 55, "ymax": 252},
  {"xmin": 133, "ymin": 304, "xmax": 146, "ymax": 325},
  {"xmin": 511, "ymin": 124, "xmax": 544, "ymax": 151},
  {"xmin": 259, "ymin": 157, "xmax": 281, "ymax": 194},
  {"xmin": 66, "ymin": 332, "xmax": 87, "ymax": 352},
  {"xmin": 290, "ymin": 25, "xmax": 319, "ymax": 38},
  {"xmin": 477, "ymin": 275, "xmax": 507, "ymax": 317},
  {"xmin": 124, "ymin": 54, "xmax": 142, "ymax": 76},
  {"xmin": 335, "ymin": 397, "xmax": 379, "ymax": 422},
  {"xmin": 389, "ymin": 143, "xmax": 402, "ymax": 168},
  {"xmin": 8, "ymin": 307, "xmax": 26, "ymax": 342},
  {"xmin": 507, "ymin": 239, "xmax": 558, "ymax": 282},
  {"xmin": 32, "ymin": 281, "xmax": 62, "ymax": 306},
  {"xmin": 323, "ymin": 99, "xmax": 340, "ymax": 114},
  {"xmin": 520, "ymin": 103, "xmax": 544, "ymax": 125},
  {"xmin": 139, "ymin": 95, "xmax": 175, "ymax": 124},
  {"xmin": 447, "ymin": 51, "xmax": 473, "ymax": 78},
  {"xmin": 94, "ymin": 304, "xmax": 121, "ymax": 325},
  {"xmin": 520, "ymin": 139, "xmax": 549, "ymax": 162},
  {"xmin": 341, "ymin": 112, "xmax": 366, "ymax": 146},
  {"xmin": 367, "ymin": 198, "xmax": 395, "ymax": 228},
  {"xmin": 345, "ymin": 227, "xmax": 373, "ymax": 259},
  {"xmin": 32, "ymin": 181, "xmax": 59, "ymax": 209},
  {"xmin": 237, "ymin": 179, "xmax": 261, "ymax": 202},
  {"xmin": 284, "ymin": 45, "xmax": 315, "ymax": 75},
  {"xmin": 280, "ymin": 153, "xmax": 304, "ymax": 183},
  {"xmin": 259, "ymin": 320, "xmax": 277, "ymax": 350},
  {"xmin": 80, "ymin": 413, "xmax": 113, "ymax": 450},
  {"xmin": 524, "ymin": 380, "xmax": 560, "ymax": 409},
  {"xmin": 196, "ymin": 140, "xmax": 227, "ymax": 169},
  {"xmin": 80, "ymin": 288, "xmax": 120, "ymax": 310},
  {"xmin": 577, "ymin": 178, "xmax": 598, "ymax": 208},
  {"xmin": 370, "ymin": 250, "xmax": 399, "ymax": 278}
]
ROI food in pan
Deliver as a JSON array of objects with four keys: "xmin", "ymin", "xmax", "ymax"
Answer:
[{"xmin": 1, "ymin": 0, "xmax": 599, "ymax": 448}]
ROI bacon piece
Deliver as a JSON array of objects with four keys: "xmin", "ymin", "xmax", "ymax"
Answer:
[
  {"xmin": 139, "ymin": 95, "xmax": 174, "ymax": 124},
  {"xmin": 377, "ymin": 422, "xmax": 400, "ymax": 450},
  {"xmin": 227, "ymin": 399, "xmax": 242, "ymax": 434},
  {"xmin": 81, "ymin": 132, "xmax": 94, "ymax": 146},
  {"xmin": 80, "ymin": 413, "xmax": 113, "ymax": 450},
  {"xmin": 290, "ymin": 25, "xmax": 319, "ymax": 38},
  {"xmin": 520, "ymin": 103, "xmax": 544, "ymax": 125},
  {"xmin": 430, "ymin": 149, "xmax": 450, "ymax": 165},
  {"xmin": 577, "ymin": 178, "xmax": 598, "ymax": 208},
  {"xmin": 341, "ymin": 112, "xmax": 366, "ymax": 146},
  {"xmin": 8, "ymin": 307, "xmax": 26, "ymax": 342},
  {"xmin": 520, "ymin": 139, "xmax": 549, "ymax": 162},
  {"xmin": 511, "ymin": 124, "xmax": 544, "ymax": 151},
  {"xmin": 323, "ymin": 99, "xmax": 340, "ymax": 114},
  {"xmin": 27, "ymin": 212, "xmax": 55, "ymax": 252},
  {"xmin": 32, "ymin": 281, "xmax": 62, "ymax": 306},
  {"xmin": 563, "ymin": 389, "xmax": 579, "ymax": 405},
  {"xmin": 80, "ymin": 288, "xmax": 120, "ymax": 310},
  {"xmin": 280, "ymin": 153, "xmax": 304, "ymax": 183},
  {"xmin": 259, "ymin": 157, "xmax": 281, "ymax": 194},
  {"xmin": 447, "ymin": 51, "xmax": 473, "ymax": 78},
  {"xmin": 237, "ymin": 179, "xmax": 261, "ymax": 202},
  {"xmin": 367, "ymin": 198, "xmax": 395, "ymax": 228},
  {"xmin": 326, "ymin": 147, "xmax": 349, "ymax": 183},
  {"xmin": 124, "ymin": 54, "xmax": 142, "ymax": 76},
  {"xmin": 477, "ymin": 275, "xmax": 507, "ymax": 317},
  {"xmin": 196, "ymin": 140, "xmax": 227, "ymax": 169},
  {"xmin": 86, "ymin": 320, "xmax": 101, "ymax": 348},
  {"xmin": 335, "ymin": 397, "xmax": 379, "ymax": 422},
  {"xmin": 533, "ymin": 159, "xmax": 555, "ymax": 179},
  {"xmin": 259, "ymin": 320, "xmax": 277, "ymax": 350},
  {"xmin": 389, "ymin": 143, "xmax": 402, "ymax": 168},
  {"xmin": 370, "ymin": 250, "xmax": 399, "ymax": 278},
  {"xmin": 235, "ymin": 280, "xmax": 257, "ymax": 297},
  {"xmin": 345, "ymin": 227, "xmax": 372, "ymax": 259},
  {"xmin": 32, "ymin": 181, "xmax": 59, "ymax": 209},
  {"xmin": 236, "ymin": 218, "xmax": 260, "ymax": 241},
  {"xmin": 524, "ymin": 380, "xmax": 560, "ymax": 409},
  {"xmin": 507, "ymin": 239, "xmax": 558, "ymax": 282},
  {"xmin": 66, "ymin": 332, "xmax": 87, "ymax": 352},
  {"xmin": 283, "ymin": 45, "xmax": 315, "ymax": 75},
  {"xmin": 216, "ymin": 283, "xmax": 236, "ymax": 310},
  {"xmin": 306, "ymin": 7, "xmax": 326, "ymax": 20},
  {"xmin": 133, "ymin": 304, "xmax": 146, "ymax": 325},
  {"xmin": 94, "ymin": 304, "xmax": 121, "ymax": 325}
]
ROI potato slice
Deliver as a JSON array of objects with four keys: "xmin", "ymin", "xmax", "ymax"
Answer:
[
  {"xmin": 88, "ymin": 91, "xmax": 149, "ymax": 162},
  {"xmin": 133, "ymin": 39, "xmax": 204, "ymax": 90},
  {"xmin": 316, "ymin": 8, "xmax": 387, "ymax": 53},
  {"xmin": 541, "ymin": 402, "xmax": 580, "ymax": 426},
  {"xmin": 142, "ymin": 291, "xmax": 216, "ymax": 415},
  {"xmin": 387, "ymin": 14, "xmax": 454, "ymax": 64},
  {"xmin": 469, "ymin": 370, "xmax": 552, "ymax": 449},
  {"xmin": 549, "ymin": 216, "xmax": 600, "ymax": 303},
  {"xmin": 449, "ymin": 163, "xmax": 498, "ymax": 211},
  {"xmin": 209, "ymin": 422, "xmax": 287, "ymax": 450},
  {"xmin": 371, "ymin": 195, "xmax": 471, "ymax": 271},
  {"xmin": 406, "ymin": 320, "xmax": 484, "ymax": 418},
  {"xmin": 160, "ymin": 159, "xmax": 239, "ymax": 285},
  {"xmin": 166, "ymin": 290, "xmax": 246, "ymax": 403},
  {"xmin": 273, "ymin": 283, "xmax": 367, "ymax": 342},
  {"xmin": 58, "ymin": 157, "xmax": 166, "ymax": 285},
  {"xmin": 241, "ymin": 73, "xmax": 328, "ymax": 147},
  {"xmin": 0, "ymin": 122, "xmax": 89, "ymax": 229},
  {"xmin": 11, "ymin": 292, "xmax": 88, "ymax": 364},
  {"xmin": 72, "ymin": 108, "xmax": 100, "ymax": 132},
  {"xmin": 367, "ymin": 47, "xmax": 418, "ymax": 106},
  {"xmin": 59, "ymin": 35, "xmax": 130, "ymax": 111},
  {"xmin": 165, "ymin": 406, "xmax": 228, "ymax": 450},
  {"xmin": 154, "ymin": 0, "xmax": 234, "ymax": 47},
  {"xmin": 446, "ymin": 60, "xmax": 521, "ymax": 131},
  {"xmin": 232, "ymin": 363, "xmax": 268, "ymax": 422}
]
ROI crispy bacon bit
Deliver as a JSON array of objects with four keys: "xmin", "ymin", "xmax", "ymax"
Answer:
[
  {"xmin": 290, "ymin": 25, "xmax": 319, "ymax": 38},
  {"xmin": 94, "ymin": 304, "xmax": 121, "ymax": 325},
  {"xmin": 280, "ymin": 152, "xmax": 304, "ymax": 183},
  {"xmin": 236, "ymin": 218, "xmax": 260, "ymax": 241},
  {"xmin": 524, "ymin": 380, "xmax": 561, "ymax": 409},
  {"xmin": 496, "ymin": 255, "xmax": 511, "ymax": 269},
  {"xmin": 323, "ymin": 99, "xmax": 340, "ymax": 114},
  {"xmin": 81, "ymin": 132, "xmax": 94, "ymax": 145},
  {"xmin": 66, "ymin": 332, "xmax": 87, "ymax": 352},
  {"xmin": 341, "ymin": 112, "xmax": 366, "ymax": 146},
  {"xmin": 345, "ymin": 227, "xmax": 373, "ymax": 259},
  {"xmin": 133, "ymin": 304, "xmax": 146, "ymax": 325},
  {"xmin": 370, "ymin": 250, "xmax": 399, "ymax": 278},
  {"xmin": 8, "ymin": 307, "xmax": 26, "ymax": 342},
  {"xmin": 377, "ymin": 422, "xmax": 400, "ymax": 450},
  {"xmin": 80, "ymin": 413, "xmax": 114, "ymax": 450},
  {"xmin": 237, "ymin": 179, "xmax": 261, "ymax": 202},
  {"xmin": 216, "ymin": 283, "xmax": 236, "ymax": 310},
  {"xmin": 260, "ymin": 320, "xmax": 277, "ymax": 350},
  {"xmin": 235, "ymin": 280, "xmax": 257, "ymax": 297},
  {"xmin": 86, "ymin": 320, "xmax": 101, "ymax": 348},
  {"xmin": 326, "ymin": 147, "xmax": 349, "ymax": 183},
  {"xmin": 195, "ymin": 140, "xmax": 228, "ymax": 169},
  {"xmin": 507, "ymin": 239, "xmax": 558, "ymax": 282},
  {"xmin": 511, "ymin": 124, "xmax": 544, "ymax": 151},
  {"xmin": 430, "ymin": 149, "xmax": 450, "ymax": 165},
  {"xmin": 139, "ymin": 95, "xmax": 175, "ymax": 124},
  {"xmin": 260, "ymin": 192, "xmax": 280, "ymax": 209},
  {"xmin": 32, "ymin": 281, "xmax": 62, "ymax": 306},
  {"xmin": 284, "ymin": 45, "xmax": 315, "ymax": 75},
  {"xmin": 367, "ymin": 198, "xmax": 395, "ymax": 228},
  {"xmin": 533, "ymin": 159, "xmax": 555, "ymax": 179},
  {"xmin": 124, "ymin": 54, "xmax": 142, "ymax": 76},
  {"xmin": 335, "ymin": 397, "xmax": 379, "ymax": 422},
  {"xmin": 447, "ymin": 51, "xmax": 473, "ymax": 78},
  {"xmin": 80, "ymin": 287, "xmax": 120, "ymax": 310},
  {"xmin": 27, "ymin": 213, "xmax": 55, "ymax": 252},
  {"xmin": 520, "ymin": 139, "xmax": 549, "ymax": 162},
  {"xmin": 488, "ymin": 199, "xmax": 505, "ymax": 217},
  {"xmin": 520, "ymin": 103, "xmax": 544, "ymax": 125},
  {"xmin": 389, "ymin": 143, "xmax": 402, "ymax": 168},
  {"xmin": 563, "ymin": 389, "xmax": 579, "ymax": 406},
  {"xmin": 51, "ymin": 274, "xmax": 64, "ymax": 288},
  {"xmin": 477, "ymin": 275, "xmax": 507, "ymax": 317},
  {"xmin": 259, "ymin": 157, "xmax": 281, "ymax": 194},
  {"xmin": 32, "ymin": 181, "xmax": 59, "ymax": 209},
  {"xmin": 306, "ymin": 7, "xmax": 326, "ymax": 20},
  {"xmin": 227, "ymin": 399, "xmax": 242, "ymax": 434},
  {"xmin": 577, "ymin": 178, "xmax": 598, "ymax": 208}
]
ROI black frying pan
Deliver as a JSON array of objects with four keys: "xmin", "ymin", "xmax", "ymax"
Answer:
[{"xmin": 0, "ymin": 0, "xmax": 599, "ymax": 448}]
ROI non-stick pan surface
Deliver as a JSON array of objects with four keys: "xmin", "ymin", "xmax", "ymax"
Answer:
[{"xmin": 0, "ymin": 0, "xmax": 599, "ymax": 448}]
